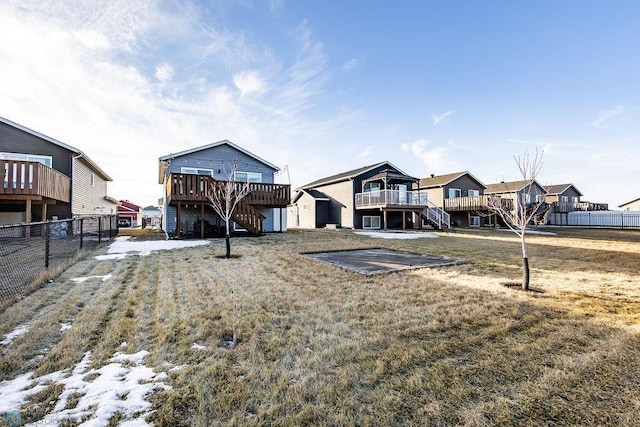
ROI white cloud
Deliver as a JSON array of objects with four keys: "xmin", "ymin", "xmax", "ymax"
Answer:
[
  {"xmin": 401, "ymin": 139, "xmax": 458, "ymax": 173},
  {"xmin": 592, "ymin": 105, "xmax": 624, "ymax": 126},
  {"xmin": 155, "ymin": 63, "xmax": 174, "ymax": 83},
  {"xmin": 233, "ymin": 70, "xmax": 267, "ymax": 96},
  {"xmin": 342, "ymin": 57, "xmax": 362, "ymax": 72},
  {"xmin": 432, "ymin": 110, "xmax": 454, "ymax": 125}
]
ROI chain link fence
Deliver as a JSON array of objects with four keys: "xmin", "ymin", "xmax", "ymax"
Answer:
[{"xmin": 0, "ymin": 215, "xmax": 117, "ymax": 304}]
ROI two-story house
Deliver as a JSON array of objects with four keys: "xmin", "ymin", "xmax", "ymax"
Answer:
[
  {"xmin": 414, "ymin": 171, "xmax": 493, "ymax": 227},
  {"xmin": 0, "ymin": 116, "xmax": 116, "ymax": 226},
  {"xmin": 158, "ymin": 140, "xmax": 290, "ymax": 238},
  {"xmin": 288, "ymin": 161, "xmax": 449, "ymax": 230},
  {"xmin": 485, "ymin": 179, "xmax": 548, "ymax": 225}
]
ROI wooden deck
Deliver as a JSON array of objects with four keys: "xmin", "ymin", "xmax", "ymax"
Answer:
[
  {"xmin": 444, "ymin": 195, "xmax": 513, "ymax": 212},
  {"xmin": 166, "ymin": 173, "xmax": 290, "ymax": 237},
  {"xmin": 1, "ymin": 160, "xmax": 70, "ymax": 203},
  {"xmin": 166, "ymin": 173, "xmax": 290, "ymax": 207}
]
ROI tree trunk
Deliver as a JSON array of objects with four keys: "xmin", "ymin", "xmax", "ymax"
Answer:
[
  {"xmin": 522, "ymin": 257, "xmax": 530, "ymax": 290},
  {"xmin": 225, "ymin": 233, "xmax": 231, "ymax": 258}
]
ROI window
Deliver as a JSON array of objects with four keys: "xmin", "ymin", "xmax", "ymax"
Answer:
[
  {"xmin": 561, "ymin": 196, "xmax": 569, "ymax": 202},
  {"xmin": 363, "ymin": 216, "xmax": 381, "ymax": 229},
  {"xmin": 235, "ymin": 171, "xmax": 262, "ymax": 183},
  {"xmin": 363, "ymin": 182, "xmax": 381, "ymax": 193},
  {"xmin": 535, "ymin": 194, "xmax": 545, "ymax": 203},
  {"xmin": 0, "ymin": 152, "xmax": 52, "ymax": 167},
  {"xmin": 522, "ymin": 193, "xmax": 531, "ymax": 204},
  {"xmin": 470, "ymin": 216, "xmax": 481, "ymax": 227},
  {"xmin": 181, "ymin": 167, "xmax": 213, "ymax": 176},
  {"xmin": 571, "ymin": 196, "xmax": 579, "ymax": 203},
  {"xmin": 91, "ymin": 173, "xmax": 95, "ymax": 188},
  {"xmin": 449, "ymin": 188, "xmax": 462, "ymax": 198},
  {"xmin": 468, "ymin": 189, "xmax": 480, "ymax": 197}
]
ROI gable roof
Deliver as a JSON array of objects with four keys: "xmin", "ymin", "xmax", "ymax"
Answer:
[
  {"xmin": 619, "ymin": 197, "xmax": 640, "ymax": 208},
  {"xmin": 291, "ymin": 189, "xmax": 331, "ymax": 204},
  {"xmin": 300, "ymin": 161, "xmax": 408, "ymax": 189},
  {"xmin": 485, "ymin": 180, "xmax": 545, "ymax": 194},
  {"xmin": 544, "ymin": 184, "xmax": 583, "ymax": 197},
  {"xmin": 417, "ymin": 171, "xmax": 486, "ymax": 189},
  {"xmin": 159, "ymin": 140, "xmax": 279, "ymax": 170},
  {"xmin": 0, "ymin": 116, "xmax": 113, "ymax": 181}
]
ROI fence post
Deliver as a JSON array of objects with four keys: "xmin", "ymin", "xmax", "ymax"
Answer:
[
  {"xmin": 98, "ymin": 218, "xmax": 102, "ymax": 244},
  {"xmin": 621, "ymin": 213, "xmax": 624, "ymax": 230},
  {"xmin": 45, "ymin": 222, "xmax": 50, "ymax": 268},
  {"xmin": 80, "ymin": 218, "xmax": 84, "ymax": 249}
]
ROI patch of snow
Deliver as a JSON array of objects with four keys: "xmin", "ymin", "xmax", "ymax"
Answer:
[
  {"xmin": 169, "ymin": 365, "xmax": 187, "ymax": 372},
  {"xmin": 0, "ymin": 324, "xmax": 29, "ymax": 345},
  {"xmin": 96, "ymin": 239, "xmax": 210, "ymax": 260},
  {"xmin": 120, "ymin": 341, "xmax": 128, "ymax": 347},
  {"xmin": 496, "ymin": 228, "xmax": 557, "ymax": 236},
  {"xmin": 0, "ymin": 350, "xmax": 170, "ymax": 426},
  {"xmin": 355, "ymin": 231, "xmax": 439, "ymax": 240},
  {"xmin": 70, "ymin": 274, "xmax": 112, "ymax": 284},
  {"xmin": 60, "ymin": 323, "xmax": 72, "ymax": 332},
  {"xmin": 190, "ymin": 343, "xmax": 207, "ymax": 350}
]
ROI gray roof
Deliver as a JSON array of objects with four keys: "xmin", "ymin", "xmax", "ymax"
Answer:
[
  {"xmin": 485, "ymin": 180, "xmax": 545, "ymax": 194},
  {"xmin": 544, "ymin": 184, "xmax": 583, "ymax": 197},
  {"xmin": 300, "ymin": 161, "xmax": 408, "ymax": 189},
  {"xmin": 159, "ymin": 140, "xmax": 279, "ymax": 171},
  {"xmin": 417, "ymin": 171, "xmax": 486, "ymax": 189}
]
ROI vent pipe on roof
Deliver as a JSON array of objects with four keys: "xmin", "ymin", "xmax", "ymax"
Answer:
[{"xmin": 430, "ymin": 174, "xmax": 435, "ymax": 178}]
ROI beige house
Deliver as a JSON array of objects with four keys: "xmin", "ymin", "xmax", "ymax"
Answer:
[{"xmin": 619, "ymin": 197, "xmax": 640, "ymax": 211}]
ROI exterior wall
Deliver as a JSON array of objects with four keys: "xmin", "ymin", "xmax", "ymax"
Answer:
[
  {"xmin": 621, "ymin": 200, "xmax": 640, "ymax": 211},
  {"xmin": 312, "ymin": 180, "xmax": 355, "ymax": 228},
  {"xmin": 0, "ymin": 121, "xmax": 73, "ymax": 177},
  {"xmin": 0, "ymin": 121, "xmax": 74, "ymax": 219},
  {"xmin": 162, "ymin": 143, "xmax": 279, "ymax": 234},
  {"xmin": 444, "ymin": 176, "xmax": 484, "ymax": 199},
  {"xmin": 72, "ymin": 157, "xmax": 115, "ymax": 216},
  {"xmin": 288, "ymin": 192, "xmax": 320, "ymax": 228},
  {"xmin": 422, "ymin": 187, "xmax": 445, "ymax": 207}
]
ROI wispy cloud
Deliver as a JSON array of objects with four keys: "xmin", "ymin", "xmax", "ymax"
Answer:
[
  {"xmin": 342, "ymin": 57, "xmax": 363, "ymax": 72},
  {"xmin": 592, "ymin": 105, "xmax": 624, "ymax": 126},
  {"xmin": 400, "ymin": 139, "xmax": 458, "ymax": 173},
  {"xmin": 432, "ymin": 110, "xmax": 454, "ymax": 125}
]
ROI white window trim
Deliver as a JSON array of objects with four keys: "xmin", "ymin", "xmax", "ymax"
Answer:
[
  {"xmin": 235, "ymin": 171, "xmax": 262, "ymax": 183},
  {"xmin": 1, "ymin": 152, "xmax": 52, "ymax": 167},
  {"xmin": 449, "ymin": 188, "xmax": 462, "ymax": 198},
  {"xmin": 470, "ymin": 216, "xmax": 481, "ymax": 227},
  {"xmin": 91, "ymin": 172, "xmax": 95, "ymax": 188},
  {"xmin": 363, "ymin": 215, "xmax": 381, "ymax": 230},
  {"xmin": 181, "ymin": 167, "xmax": 214, "ymax": 176},
  {"xmin": 468, "ymin": 189, "xmax": 480, "ymax": 197}
]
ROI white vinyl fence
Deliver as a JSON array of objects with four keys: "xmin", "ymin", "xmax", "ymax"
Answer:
[{"xmin": 549, "ymin": 211, "xmax": 640, "ymax": 229}]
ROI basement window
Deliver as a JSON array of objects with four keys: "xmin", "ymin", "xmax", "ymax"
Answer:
[{"xmin": 363, "ymin": 216, "xmax": 381, "ymax": 230}]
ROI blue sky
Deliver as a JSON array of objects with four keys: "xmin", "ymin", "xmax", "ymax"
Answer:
[{"xmin": 1, "ymin": 1, "xmax": 638, "ymax": 208}]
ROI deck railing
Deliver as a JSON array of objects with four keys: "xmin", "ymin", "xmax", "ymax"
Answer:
[
  {"xmin": 166, "ymin": 173, "xmax": 290, "ymax": 207},
  {"xmin": 355, "ymin": 189, "xmax": 429, "ymax": 209},
  {"xmin": 1, "ymin": 160, "xmax": 71, "ymax": 203},
  {"xmin": 553, "ymin": 201, "xmax": 609, "ymax": 213},
  {"xmin": 444, "ymin": 195, "xmax": 513, "ymax": 212}
]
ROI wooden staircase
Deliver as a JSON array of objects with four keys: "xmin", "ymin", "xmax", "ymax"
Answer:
[{"xmin": 231, "ymin": 198, "xmax": 265, "ymax": 235}]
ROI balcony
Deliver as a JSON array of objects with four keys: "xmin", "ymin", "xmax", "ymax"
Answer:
[
  {"xmin": 355, "ymin": 189, "xmax": 429, "ymax": 209},
  {"xmin": 166, "ymin": 173, "xmax": 290, "ymax": 207},
  {"xmin": 1, "ymin": 160, "xmax": 71, "ymax": 203},
  {"xmin": 444, "ymin": 195, "xmax": 513, "ymax": 212},
  {"xmin": 554, "ymin": 201, "xmax": 609, "ymax": 213}
]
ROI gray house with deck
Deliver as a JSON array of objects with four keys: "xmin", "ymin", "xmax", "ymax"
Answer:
[{"xmin": 158, "ymin": 140, "xmax": 290, "ymax": 238}]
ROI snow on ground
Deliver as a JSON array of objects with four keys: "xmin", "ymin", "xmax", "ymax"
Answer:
[
  {"xmin": 355, "ymin": 231, "xmax": 439, "ymax": 240},
  {"xmin": 190, "ymin": 343, "xmax": 207, "ymax": 350},
  {"xmin": 59, "ymin": 323, "xmax": 73, "ymax": 332},
  {"xmin": 0, "ymin": 324, "xmax": 29, "ymax": 346},
  {"xmin": 95, "ymin": 236, "xmax": 210, "ymax": 260},
  {"xmin": 0, "ymin": 350, "xmax": 170, "ymax": 426},
  {"xmin": 495, "ymin": 228, "xmax": 557, "ymax": 236},
  {"xmin": 70, "ymin": 274, "xmax": 112, "ymax": 284}
]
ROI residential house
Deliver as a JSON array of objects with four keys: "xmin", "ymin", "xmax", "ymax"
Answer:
[
  {"xmin": 288, "ymin": 161, "xmax": 449, "ymax": 230},
  {"xmin": 544, "ymin": 184, "xmax": 609, "ymax": 225},
  {"xmin": 414, "ymin": 171, "xmax": 491, "ymax": 227},
  {"xmin": 142, "ymin": 205, "xmax": 162, "ymax": 228},
  {"xmin": 158, "ymin": 140, "xmax": 290, "ymax": 238},
  {"xmin": 0, "ymin": 116, "xmax": 116, "ymax": 226},
  {"xmin": 117, "ymin": 200, "xmax": 142, "ymax": 228},
  {"xmin": 485, "ymin": 180, "xmax": 548, "ymax": 225},
  {"xmin": 619, "ymin": 197, "xmax": 640, "ymax": 211}
]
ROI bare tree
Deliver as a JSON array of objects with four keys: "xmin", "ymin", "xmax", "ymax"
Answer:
[
  {"xmin": 207, "ymin": 160, "xmax": 251, "ymax": 258},
  {"xmin": 487, "ymin": 149, "xmax": 546, "ymax": 290}
]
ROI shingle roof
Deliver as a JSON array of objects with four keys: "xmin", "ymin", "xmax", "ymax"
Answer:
[
  {"xmin": 619, "ymin": 197, "xmax": 640, "ymax": 208},
  {"xmin": 544, "ymin": 184, "xmax": 583, "ymax": 197},
  {"xmin": 417, "ymin": 171, "xmax": 486, "ymax": 189},
  {"xmin": 485, "ymin": 180, "xmax": 532, "ymax": 194},
  {"xmin": 299, "ymin": 161, "xmax": 406, "ymax": 189}
]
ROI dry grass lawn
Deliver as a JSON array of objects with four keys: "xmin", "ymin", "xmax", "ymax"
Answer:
[{"xmin": 1, "ymin": 227, "xmax": 639, "ymax": 426}]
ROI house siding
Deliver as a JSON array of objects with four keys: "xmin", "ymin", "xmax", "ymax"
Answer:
[
  {"xmin": 161, "ymin": 143, "xmax": 280, "ymax": 234},
  {"xmin": 288, "ymin": 192, "xmax": 321, "ymax": 228},
  {"xmin": 309, "ymin": 180, "xmax": 355, "ymax": 228},
  {"xmin": 72, "ymin": 157, "xmax": 115, "ymax": 216}
]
